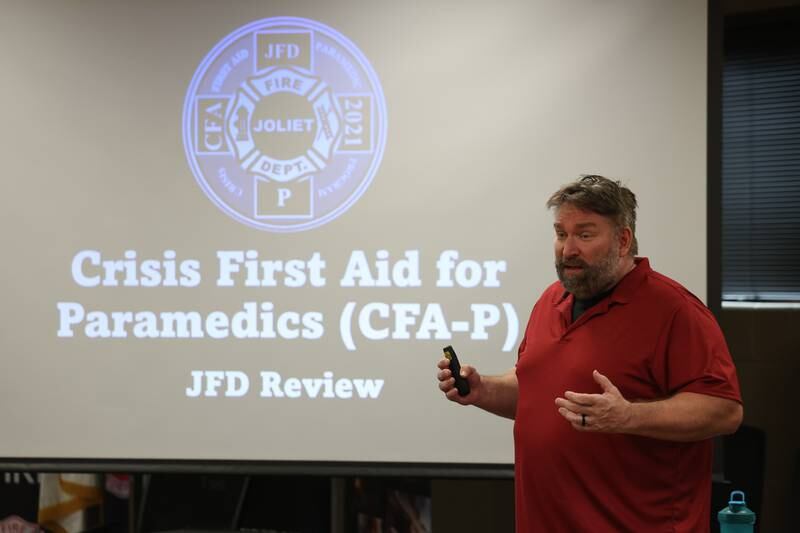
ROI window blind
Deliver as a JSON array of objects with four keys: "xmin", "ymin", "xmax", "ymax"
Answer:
[{"xmin": 722, "ymin": 18, "xmax": 800, "ymax": 302}]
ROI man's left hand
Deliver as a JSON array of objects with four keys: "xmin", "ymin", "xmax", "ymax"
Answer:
[{"xmin": 555, "ymin": 370, "xmax": 633, "ymax": 433}]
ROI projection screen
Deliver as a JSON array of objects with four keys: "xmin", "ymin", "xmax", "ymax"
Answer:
[{"xmin": 0, "ymin": 0, "xmax": 707, "ymax": 468}]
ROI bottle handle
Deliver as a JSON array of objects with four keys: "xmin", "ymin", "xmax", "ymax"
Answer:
[{"xmin": 729, "ymin": 490, "xmax": 746, "ymax": 505}]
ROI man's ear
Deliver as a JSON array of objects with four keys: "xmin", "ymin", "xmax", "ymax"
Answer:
[{"xmin": 618, "ymin": 227, "xmax": 633, "ymax": 257}]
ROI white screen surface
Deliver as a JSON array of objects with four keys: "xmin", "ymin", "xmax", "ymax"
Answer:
[{"xmin": 0, "ymin": 0, "xmax": 706, "ymax": 464}]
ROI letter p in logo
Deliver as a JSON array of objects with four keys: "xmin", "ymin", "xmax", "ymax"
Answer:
[
  {"xmin": 278, "ymin": 188, "xmax": 292, "ymax": 207},
  {"xmin": 256, "ymin": 176, "xmax": 312, "ymax": 218}
]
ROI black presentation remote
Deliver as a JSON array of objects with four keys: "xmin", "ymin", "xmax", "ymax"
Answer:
[{"xmin": 443, "ymin": 345, "xmax": 471, "ymax": 396}]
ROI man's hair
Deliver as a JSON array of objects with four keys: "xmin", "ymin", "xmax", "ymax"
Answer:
[{"xmin": 546, "ymin": 174, "xmax": 638, "ymax": 256}]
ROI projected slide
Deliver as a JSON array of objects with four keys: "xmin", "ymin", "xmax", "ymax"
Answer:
[{"xmin": 0, "ymin": 0, "xmax": 707, "ymax": 466}]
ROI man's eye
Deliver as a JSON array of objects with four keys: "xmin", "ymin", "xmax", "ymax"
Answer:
[{"xmin": 580, "ymin": 233, "xmax": 592, "ymax": 239}]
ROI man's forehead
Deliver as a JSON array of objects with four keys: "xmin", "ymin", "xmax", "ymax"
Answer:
[{"xmin": 553, "ymin": 204, "xmax": 612, "ymax": 226}]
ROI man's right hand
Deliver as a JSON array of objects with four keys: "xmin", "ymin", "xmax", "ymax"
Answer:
[{"xmin": 436, "ymin": 357, "xmax": 482, "ymax": 405}]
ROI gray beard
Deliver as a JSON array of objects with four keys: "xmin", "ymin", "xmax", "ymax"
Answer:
[{"xmin": 556, "ymin": 250, "xmax": 620, "ymax": 300}]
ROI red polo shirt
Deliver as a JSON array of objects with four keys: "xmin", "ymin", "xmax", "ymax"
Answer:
[{"xmin": 514, "ymin": 258, "xmax": 741, "ymax": 532}]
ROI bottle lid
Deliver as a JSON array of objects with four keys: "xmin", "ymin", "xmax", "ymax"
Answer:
[
  {"xmin": 718, "ymin": 491, "xmax": 756, "ymax": 524},
  {"xmin": 729, "ymin": 490, "xmax": 746, "ymax": 512}
]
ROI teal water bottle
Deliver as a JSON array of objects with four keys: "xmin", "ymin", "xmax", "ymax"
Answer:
[{"xmin": 718, "ymin": 490, "xmax": 756, "ymax": 533}]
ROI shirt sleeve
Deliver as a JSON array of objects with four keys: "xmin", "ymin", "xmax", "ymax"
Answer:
[
  {"xmin": 656, "ymin": 297, "xmax": 742, "ymax": 402},
  {"xmin": 516, "ymin": 300, "xmax": 540, "ymax": 364}
]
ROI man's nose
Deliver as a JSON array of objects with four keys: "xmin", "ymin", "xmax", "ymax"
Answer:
[{"xmin": 561, "ymin": 236, "xmax": 580, "ymax": 258}]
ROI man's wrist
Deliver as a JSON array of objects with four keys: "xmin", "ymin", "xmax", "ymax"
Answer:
[{"xmin": 623, "ymin": 400, "xmax": 643, "ymax": 434}]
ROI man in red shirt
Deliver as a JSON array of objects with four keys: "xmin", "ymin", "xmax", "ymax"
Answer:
[{"xmin": 437, "ymin": 175, "xmax": 743, "ymax": 532}]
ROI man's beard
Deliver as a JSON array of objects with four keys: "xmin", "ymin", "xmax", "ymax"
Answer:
[{"xmin": 556, "ymin": 246, "xmax": 621, "ymax": 299}]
